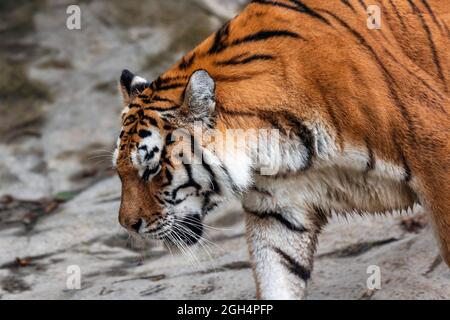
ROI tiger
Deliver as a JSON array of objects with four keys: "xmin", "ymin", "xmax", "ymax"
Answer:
[{"xmin": 113, "ymin": 0, "xmax": 450, "ymax": 299}]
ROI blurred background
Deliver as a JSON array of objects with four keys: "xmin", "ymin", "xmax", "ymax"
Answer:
[{"xmin": 0, "ymin": 0, "xmax": 448, "ymax": 300}]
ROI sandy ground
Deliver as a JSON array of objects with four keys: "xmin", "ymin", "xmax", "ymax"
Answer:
[{"xmin": 0, "ymin": 0, "xmax": 449, "ymax": 300}]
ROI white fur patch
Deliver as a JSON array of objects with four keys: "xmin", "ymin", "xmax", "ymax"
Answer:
[
  {"xmin": 112, "ymin": 137, "xmax": 120, "ymax": 166},
  {"xmin": 373, "ymin": 159, "xmax": 407, "ymax": 181},
  {"xmin": 221, "ymin": 143, "xmax": 253, "ymax": 191},
  {"xmin": 131, "ymin": 130, "xmax": 163, "ymax": 171},
  {"xmin": 121, "ymin": 106, "xmax": 130, "ymax": 117},
  {"xmin": 131, "ymin": 76, "xmax": 148, "ymax": 87}
]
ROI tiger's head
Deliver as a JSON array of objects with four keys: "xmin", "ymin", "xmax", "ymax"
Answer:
[{"xmin": 113, "ymin": 69, "xmax": 244, "ymax": 247}]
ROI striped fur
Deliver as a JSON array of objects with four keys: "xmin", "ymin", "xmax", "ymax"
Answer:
[{"xmin": 113, "ymin": 0, "xmax": 450, "ymax": 299}]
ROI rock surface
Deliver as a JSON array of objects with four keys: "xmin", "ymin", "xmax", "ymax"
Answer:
[{"xmin": 0, "ymin": 0, "xmax": 448, "ymax": 300}]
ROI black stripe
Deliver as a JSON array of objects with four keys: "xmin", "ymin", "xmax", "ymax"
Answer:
[
  {"xmin": 190, "ymin": 134, "xmax": 196, "ymax": 160},
  {"xmin": 248, "ymin": 210, "xmax": 308, "ymax": 233},
  {"xmin": 283, "ymin": 112, "xmax": 315, "ymax": 170},
  {"xmin": 340, "ymin": 0, "xmax": 356, "ymax": 13},
  {"xmin": 379, "ymin": 3, "xmax": 398, "ymax": 42},
  {"xmin": 419, "ymin": 0, "xmax": 443, "ymax": 31},
  {"xmin": 260, "ymin": 111, "xmax": 289, "ymax": 135},
  {"xmin": 171, "ymin": 163, "xmax": 202, "ymax": 199},
  {"xmin": 320, "ymin": 9, "xmax": 418, "ymax": 145},
  {"xmin": 220, "ymin": 165, "xmax": 239, "ymax": 193},
  {"xmin": 313, "ymin": 206, "xmax": 329, "ymax": 227},
  {"xmin": 165, "ymin": 167, "xmax": 173, "ymax": 182},
  {"xmin": 153, "ymin": 76, "xmax": 189, "ymax": 88},
  {"xmin": 144, "ymin": 105, "xmax": 180, "ymax": 112},
  {"xmin": 151, "ymin": 96, "xmax": 176, "ymax": 104},
  {"xmin": 208, "ymin": 22, "xmax": 231, "ymax": 54},
  {"xmin": 165, "ymin": 133, "xmax": 175, "ymax": 146},
  {"xmin": 157, "ymin": 83, "xmax": 185, "ymax": 92},
  {"xmin": 142, "ymin": 165, "xmax": 160, "ymax": 182},
  {"xmin": 274, "ymin": 247, "xmax": 311, "ymax": 281},
  {"xmin": 365, "ymin": 137, "xmax": 375, "ymax": 173},
  {"xmin": 144, "ymin": 147, "xmax": 159, "ymax": 161},
  {"xmin": 189, "ymin": 135, "xmax": 222, "ymax": 195},
  {"xmin": 164, "ymin": 196, "xmax": 186, "ymax": 206},
  {"xmin": 407, "ymin": 0, "xmax": 446, "ymax": 89},
  {"xmin": 138, "ymin": 130, "xmax": 152, "ymax": 138},
  {"xmin": 202, "ymin": 162, "xmax": 221, "ymax": 194},
  {"xmin": 161, "ymin": 168, "xmax": 173, "ymax": 188},
  {"xmin": 161, "ymin": 149, "xmax": 173, "ymax": 168},
  {"xmin": 251, "ymin": 0, "xmax": 330, "ymax": 26},
  {"xmin": 179, "ymin": 53, "xmax": 196, "ymax": 70},
  {"xmin": 155, "ymin": 195, "xmax": 166, "ymax": 206},
  {"xmin": 358, "ymin": 0, "xmax": 367, "ymax": 10},
  {"xmin": 400, "ymin": 151, "xmax": 412, "ymax": 182},
  {"xmin": 230, "ymin": 30, "xmax": 303, "ymax": 50},
  {"xmin": 210, "ymin": 27, "xmax": 303, "ymax": 55},
  {"xmin": 127, "ymin": 126, "xmax": 137, "ymax": 136},
  {"xmin": 160, "ymin": 76, "xmax": 189, "ymax": 83},
  {"xmin": 138, "ymin": 111, "xmax": 158, "ymax": 126},
  {"xmin": 202, "ymin": 191, "xmax": 219, "ymax": 215},
  {"xmin": 382, "ymin": 48, "xmax": 446, "ymax": 110},
  {"xmin": 215, "ymin": 54, "xmax": 274, "ymax": 66},
  {"xmin": 288, "ymin": 0, "xmax": 332, "ymax": 25},
  {"xmin": 387, "ymin": 0, "xmax": 407, "ymax": 30},
  {"xmin": 137, "ymin": 144, "xmax": 147, "ymax": 151}
]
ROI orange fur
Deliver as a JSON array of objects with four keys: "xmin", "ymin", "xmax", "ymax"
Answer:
[{"xmin": 116, "ymin": 1, "xmax": 450, "ymax": 266}]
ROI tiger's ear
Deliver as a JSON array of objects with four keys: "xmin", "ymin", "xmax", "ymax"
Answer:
[
  {"xmin": 183, "ymin": 70, "xmax": 216, "ymax": 120},
  {"xmin": 119, "ymin": 69, "xmax": 149, "ymax": 104}
]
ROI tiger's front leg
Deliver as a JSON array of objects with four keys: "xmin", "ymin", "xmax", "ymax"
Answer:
[{"xmin": 244, "ymin": 203, "xmax": 324, "ymax": 300}]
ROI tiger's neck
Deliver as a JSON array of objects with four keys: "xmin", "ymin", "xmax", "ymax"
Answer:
[{"xmin": 197, "ymin": 111, "xmax": 313, "ymax": 198}]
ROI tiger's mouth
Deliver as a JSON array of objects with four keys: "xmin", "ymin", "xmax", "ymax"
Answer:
[
  {"xmin": 141, "ymin": 213, "xmax": 204, "ymax": 246},
  {"xmin": 162, "ymin": 214, "xmax": 204, "ymax": 246}
]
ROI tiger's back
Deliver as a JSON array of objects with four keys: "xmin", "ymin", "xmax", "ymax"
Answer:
[{"xmin": 160, "ymin": 0, "xmax": 450, "ymax": 164}]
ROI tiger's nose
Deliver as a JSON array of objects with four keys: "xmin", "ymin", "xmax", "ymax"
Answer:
[{"xmin": 130, "ymin": 218, "xmax": 143, "ymax": 233}]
